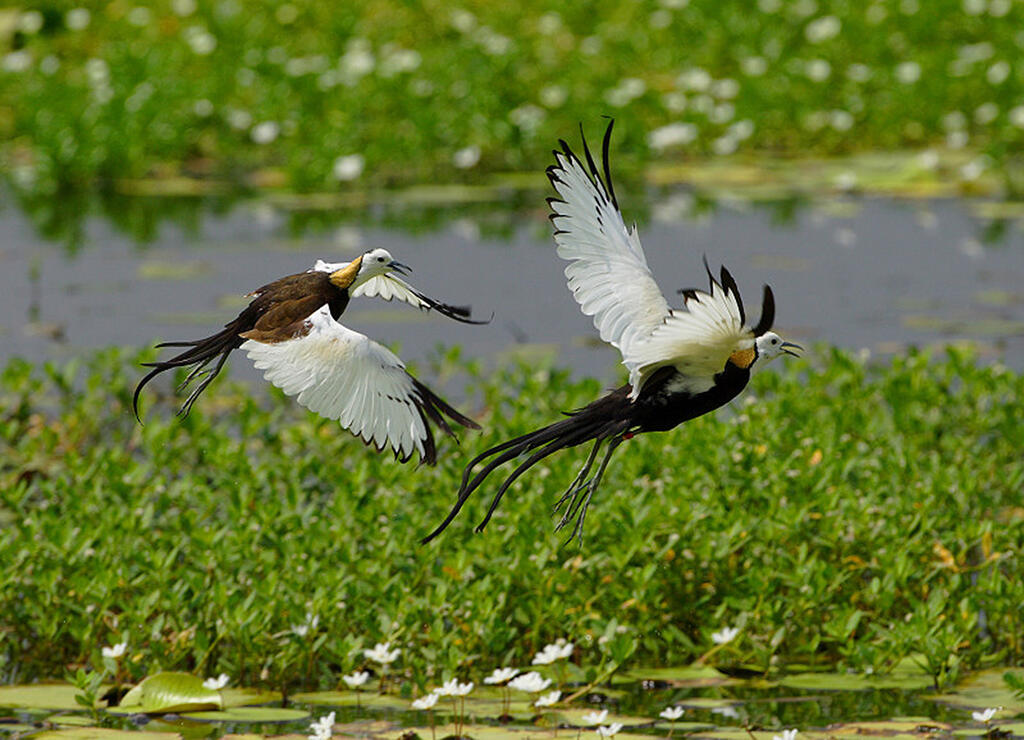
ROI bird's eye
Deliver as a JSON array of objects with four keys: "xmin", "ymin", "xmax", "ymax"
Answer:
[
  {"xmin": 771, "ymin": 338, "xmax": 778, "ymax": 344},
  {"xmin": 378, "ymin": 256, "xmax": 385, "ymax": 262}
]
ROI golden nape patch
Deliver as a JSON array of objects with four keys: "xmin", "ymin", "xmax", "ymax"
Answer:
[
  {"xmin": 329, "ymin": 257, "xmax": 362, "ymax": 290},
  {"xmin": 729, "ymin": 347, "xmax": 757, "ymax": 368}
]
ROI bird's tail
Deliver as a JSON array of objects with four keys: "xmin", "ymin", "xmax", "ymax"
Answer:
[
  {"xmin": 411, "ymin": 378, "xmax": 481, "ymax": 466},
  {"xmin": 133, "ymin": 323, "xmax": 246, "ymax": 421},
  {"xmin": 421, "ymin": 388, "xmax": 633, "ymax": 543}
]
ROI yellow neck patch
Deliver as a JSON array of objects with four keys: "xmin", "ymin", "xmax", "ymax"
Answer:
[
  {"xmin": 729, "ymin": 347, "xmax": 756, "ymax": 369},
  {"xmin": 329, "ymin": 256, "xmax": 362, "ymax": 290}
]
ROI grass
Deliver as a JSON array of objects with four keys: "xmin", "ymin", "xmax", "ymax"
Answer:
[
  {"xmin": 1, "ymin": 345, "xmax": 1022, "ymax": 694},
  {"xmin": 2, "ymin": 1, "xmax": 1024, "ymax": 200}
]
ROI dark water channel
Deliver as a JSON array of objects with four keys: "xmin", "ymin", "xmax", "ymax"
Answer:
[{"xmin": 2, "ymin": 194, "xmax": 1024, "ymax": 386}]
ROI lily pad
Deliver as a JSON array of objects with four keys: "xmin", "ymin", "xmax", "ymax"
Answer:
[
  {"xmin": 615, "ymin": 664, "xmax": 745, "ymax": 687},
  {"xmin": 33, "ymin": 729, "xmax": 182, "ymax": 739},
  {"xmin": 115, "ymin": 672, "xmax": 222, "ymax": 714},
  {"xmin": 0, "ymin": 683, "xmax": 103, "ymax": 710},
  {"xmin": 292, "ymin": 690, "xmax": 409, "ymax": 710},
  {"xmin": 930, "ymin": 668, "xmax": 1024, "ymax": 713},
  {"xmin": 828, "ymin": 719, "xmax": 953, "ymax": 734},
  {"xmin": 220, "ymin": 688, "xmax": 283, "ymax": 708},
  {"xmin": 185, "ymin": 706, "xmax": 309, "ymax": 723},
  {"xmin": 557, "ymin": 707, "xmax": 649, "ymax": 727},
  {"xmin": 780, "ymin": 659, "xmax": 933, "ymax": 692}
]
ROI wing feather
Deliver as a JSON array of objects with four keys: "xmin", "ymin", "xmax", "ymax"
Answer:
[
  {"xmin": 547, "ymin": 123, "xmax": 671, "ymax": 356},
  {"xmin": 241, "ymin": 305, "xmax": 431, "ymax": 462},
  {"xmin": 624, "ymin": 276, "xmax": 750, "ymax": 397}
]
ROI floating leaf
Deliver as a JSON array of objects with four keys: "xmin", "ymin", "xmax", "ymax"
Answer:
[
  {"xmin": 220, "ymin": 687, "xmax": 283, "ymax": 708},
  {"xmin": 616, "ymin": 663, "xmax": 745, "ymax": 687},
  {"xmin": 185, "ymin": 706, "xmax": 309, "ymax": 723},
  {"xmin": 32, "ymin": 729, "xmax": 181, "ymax": 739},
  {"xmin": 292, "ymin": 690, "xmax": 409, "ymax": 710},
  {"xmin": 0, "ymin": 683, "xmax": 102, "ymax": 711},
  {"xmin": 931, "ymin": 667, "xmax": 1024, "ymax": 712},
  {"xmin": 115, "ymin": 672, "xmax": 222, "ymax": 714}
]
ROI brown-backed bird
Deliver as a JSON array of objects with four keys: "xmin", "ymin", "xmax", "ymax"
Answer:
[
  {"xmin": 134, "ymin": 248, "xmax": 484, "ymax": 464},
  {"xmin": 423, "ymin": 121, "xmax": 801, "ymax": 542}
]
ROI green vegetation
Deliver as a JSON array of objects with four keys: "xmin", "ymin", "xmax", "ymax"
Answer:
[
  {"xmin": 2, "ymin": 1, "xmax": 1024, "ymax": 199},
  {"xmin": 1, "ymin": 346, "xmax": 1022, "ymax": 694}
]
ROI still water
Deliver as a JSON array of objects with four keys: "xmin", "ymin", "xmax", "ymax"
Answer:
[{"xmin": 2, "ymin": 194, "xmax": 1023, "ymax": 385}]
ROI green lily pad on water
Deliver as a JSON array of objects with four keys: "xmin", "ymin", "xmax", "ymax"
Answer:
[
  {"xmin": 557, "ymin": 707, "xmax": 649, "ymax": 727},
  {"xmin": 690, "ymin": 730, "xmax": 830, "ymax": 740},
  {"xmin": 292, "ymin": 690, "xmax": 409, "ymax": 710},
  {"xmin": 931, "ymin": 668, "xmax": 1024, "ymax": 713},
  {"xmin": 185, "ymin": 706, "xmax": 309, "ymax": 723},
  {"xmin": 0, "ymin": 683, "xmax": 104, "ymax": 710},
  {"xmin": 672, "ymin": 697, "xmax": 742, "ymax": 710},
  {"xmin": 371, "ymin": 723, "xmax": 657, "ymax": 740},
  {"xmin": 615, "ymin": 664, "xmax": 747, "ymax": 687},
  {"xmin": 115, "ymin": 672, "xmax": 222, "ymax": 714},
  {"xmin": 32, "ymin": 729, "xmax": 182, "ymax": 739},
  {"xmin": 220, "ymin": 688, "xmax": 283, "ymax": 708},
  {"xmin": 780, "ymin": 658, "xmax": 933, "ymax": 692}
]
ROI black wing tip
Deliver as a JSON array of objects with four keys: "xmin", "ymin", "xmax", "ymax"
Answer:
[{"xmin": 752, "ymin": 283, "xmax": 776, "ymax": 336}]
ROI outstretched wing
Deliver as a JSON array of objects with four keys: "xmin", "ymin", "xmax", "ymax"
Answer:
[
  {"xmin": 547, "ymin": 121, "xmax": 671, "ymax": 356},
  {"xmin": 352, "ymin": 274, "xmax": 487, "ymax": 324},
  {"xmin": 624, "ymin": 265, "xmax": 751, "ymax": 397},
  {"xmin": 242, "ymin": 305, "xmax": 441, "ymax": 463}
]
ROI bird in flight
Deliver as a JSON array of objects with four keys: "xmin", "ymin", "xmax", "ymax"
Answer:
[
  {"xmin": 134, "ymin": 248, "xmax": 485, "ymax": 464},
  {"xmin": 423, "ymin": 121, "xmax": 801, "ymax": 542}
]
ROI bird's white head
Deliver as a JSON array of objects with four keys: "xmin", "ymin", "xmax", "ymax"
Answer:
[
  {"xmin": 755, "ymin": 331, "xmax": 803, "ymax": 362},
  {"xmin": 356, "ymin": 248, "xmax": 410, "ymax": 283},
  {"xmin": 329, "ymin": 248, "xmax": 411, "ymax": 290}
]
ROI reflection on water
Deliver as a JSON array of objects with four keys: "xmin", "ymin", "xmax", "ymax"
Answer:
[{"xmin": 2, "ymin": 191, "xmax": 1023, "ymax": 387}]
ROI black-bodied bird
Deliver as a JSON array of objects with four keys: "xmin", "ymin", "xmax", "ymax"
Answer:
[
  {"xmin": 423, "ymin": 122, "xmax": 801, "ymax": 542},
  {"xmin": 134, "ymin": 248, "xmax": 484, "ymax": 464}
]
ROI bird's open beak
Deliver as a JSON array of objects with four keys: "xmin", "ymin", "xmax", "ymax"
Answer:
[
  {"xmin": 388, "ymin": 260, "xmax": 411, "ymax": 276},
  {"xmin": 781, "ymin": 341, "xmax": 803, "ymax": 357}
]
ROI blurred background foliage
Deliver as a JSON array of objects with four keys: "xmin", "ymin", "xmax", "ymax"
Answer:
[{"xmin": 1, "ymin": 0, "xmax": 1024, "ymax": 199}]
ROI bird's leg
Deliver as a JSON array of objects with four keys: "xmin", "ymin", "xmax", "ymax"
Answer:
[
  {"xmin": 562, "ymin": 437, "xmax": 623, "ymax": 547},
  {"xmin": 176, "ymin": 357, "xmax": 214, "ymax": 392},
  {"xmin": 552, "ymin": 439, "xmax": 602, "ymax": 525}
]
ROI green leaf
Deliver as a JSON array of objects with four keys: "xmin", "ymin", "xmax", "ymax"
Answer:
[
  {"xmin": 114, "ymin": 672, "xmax": 223, "ymax": 714},
  {"xmin": 0, "ymin": 683, "xmax": 104, "ymax": 711},
  {"xmin": 184, "ymin": 706, "xmax": 310, "ymax": 722}
]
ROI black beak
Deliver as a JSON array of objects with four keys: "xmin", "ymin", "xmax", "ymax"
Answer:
[
  {"xmin": 781, "ymin": 341, "xmax": 803, "ymax": 357},
  {"xmin": 388, "ymin": 260, "xmax": 411, "ymax": 276}
]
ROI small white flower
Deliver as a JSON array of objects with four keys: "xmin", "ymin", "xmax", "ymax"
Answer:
[
  {"xmin": 363, "ymin": 642, "xmax": 400, "ymax": 665},
  {"xmin": 483, "ymin": 667, "xmax": 520, "ymax": 685},
  {"xmin": 434, "ymin": 678, "xmax": 474, "ymax": 697},
  {"xmin": 581, "ymin": 709, "xmax": 609, "ymax": 726},
  {"xmin": 102, "ymin": 641, "xmax": 127, "ymax": 659},
  {"xmin": 509, "ymin": 671, "xmax": 552, "ymax": 693},
  {"xmin": 713, "ymin": 705, "xmax": 741, "ymax": 720},
  {"xmin": 342, "ymin": 671, "xmax": 369, "ymax": 688},
  {"xmin": 805, "ymin": 15, "xmax": 840, "ymax": 43},
  {"xmin": 412, "ymin": 693, "xmax": 439, "ymax": 710},
  {"xmin": 648, "ymin": 123, "xmax": 698, "ymax": 151},
  {"xmin": 202, "ymin": 673, "xmax": 229, "ymax": 690},
  {"xmin": 535, "ymin": 690, "xmax": 561, "ymax": 708},
  {"xmin": 660, "ymin": 706, "xmax": 685, "ymax": 720},
  {"xmin": 251, "ymin": 121, "xmax": 280, "ymax": 145},
  {"xmin": 972, "ymin": 707, "xmax": 1001, "ymax": 723},
  {"xmin": 18, "ymin": 10, "xmax": 44, "ymax": 34},
  {"xmin": 1009, "ymin": 105, "xmax": 1024, "ymax": 129},
  {"xmin": 741, "ymin": 56, "xmax": 767, "ymax": 77},
  {"xmin": 597, "ymin": 723, "xmax": 624, "ymax": 737},
  {"xmin": 66, "ymin": 8, "xmax": 91, "ymax": 30},
  {"xmin": 805, "ymin": 59, "xmax": 832, "ymax": 82},
  {"xmin": 711, "ymin": 626, "xmax": 740, "ymax": 645},
  {"xmin": 453, "ymin": 146, "xmax": 481, "ymax": 169},
  {"xmin": 896, "ymin": 61, "xmax": 921, "ymax": 84},
  {"xmin": 308, "ymin": 710, "xmax": 336, "ymax": 740},
  {"xmin": 772, "ymin": 730, "xmax": 798, "ymax": 740},
  {"xmin": 332, "ymin": 154, "xmax": 365, "ymax": 182}
]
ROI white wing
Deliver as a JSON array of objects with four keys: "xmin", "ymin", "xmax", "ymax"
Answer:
[
  {"xmin": 623, "ymin": 278, "xmax": 750, "ymax": 397},
  {"xmin": 241, "ymin": 305, "xmax": 429, "ymax": 462},
  {"xmin": 351, "ymin": 274, "xmax": 428, "ymax": 309},
  {"xmin": 548, "ymin": 132, "xmax": 671, "ymax": 356}
]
